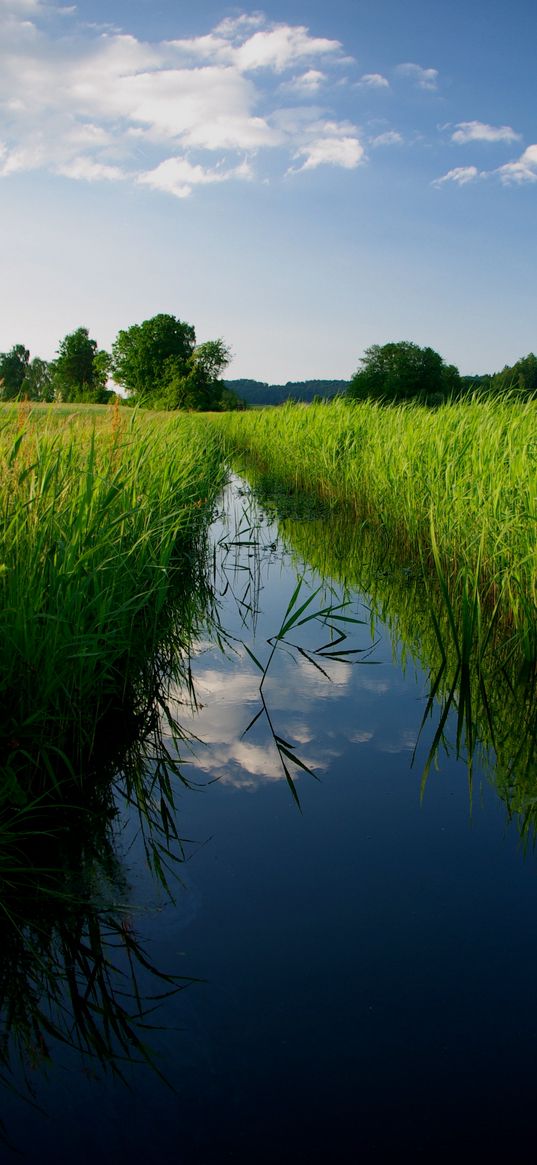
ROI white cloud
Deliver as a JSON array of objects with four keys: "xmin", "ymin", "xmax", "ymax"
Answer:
[
  {"xmin": 451, "ymin": 120, "xmax": 521, "ymax": 144},
  {"xmin": 0, "ymin": 7, "xmax": 363, "ymax": 196},
  {"xmin": 294, "ymin": 134, "xmax": 365, "ymax": 171},
  {"xmin": 138, "ymin": 155, "xmax": 252, "ymax": 199},
  {"xmin": 55, "ymin": 155, "xmax": 126, "ymax": 181},
  {"xmin": 433, "ymin": 144, "xmax": 537, "ymax": 188},
  {"xmin": 397, "ymin": 62, "xmax": 438, "ymax": 91},
  {"xmin": 433, "ymin": 165, "xmax": 480, "ymax": 187},
  {"xmin": 281, "ymin": 68, "xmax": 326, "ymax": 94},
  {"xmin": 358, "ymin": 73, "xmax": 389, "ymax": 89},
  {"xmin": 370, "ymin": 130, "xmax": 403, "ymax": 147},
  {"xmin": 497, "ymin": 144, "xmax": 537, "ymax": 184},
  {"xmin": 234, "ymin": 25, "xmax": 341, "ymax": 72}
]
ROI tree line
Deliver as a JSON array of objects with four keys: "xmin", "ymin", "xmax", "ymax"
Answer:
[
  {"xmin": 0, "ymin": 316, "xmax": 241, "ymax": 411},
  {"xmin": 1, "ymin": 319, "xmax": 536, "ymax": 409},
  {"xmin": 347, "ymin": 343, "xmax": 537, "ymax": 405}
]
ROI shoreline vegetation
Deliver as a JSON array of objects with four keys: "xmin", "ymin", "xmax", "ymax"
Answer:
[
  {"xmin": 203, "ymin": 396, "xmax": 537, "ymax": 661},
  {"xmin": 237, "ymin": 466, "xmax": 537, "ymax": 828},
  {"xmin": 0, "ymin": 400, "xmax": 227, "ymax": 800}
]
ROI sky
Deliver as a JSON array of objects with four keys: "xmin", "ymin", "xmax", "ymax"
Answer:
[{"xmin": 1, "ymin": 0, "xmax": 536, "ymax": 381}]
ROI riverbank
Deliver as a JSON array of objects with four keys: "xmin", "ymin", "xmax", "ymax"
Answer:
[
  {"xmin": 0, "ymin": 402, "xmax": 226, "ymax": 795},
  {"xmin": 204, "ymin": 396, "xmax": 537, "ymax": 659}
]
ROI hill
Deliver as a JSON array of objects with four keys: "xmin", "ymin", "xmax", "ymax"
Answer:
[{"xmin": 225, "ymin": 379, "xmax": 348, "ymax": 406}]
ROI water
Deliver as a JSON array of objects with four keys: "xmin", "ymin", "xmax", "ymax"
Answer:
[{"xmin": 3, "ymin": 475, "xmax": 537, "ymax": 1160}]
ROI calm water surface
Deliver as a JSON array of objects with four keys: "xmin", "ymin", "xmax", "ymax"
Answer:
[{"xmin": 4, "ymin": 476, "xmax": 537, "ymax": 1161}]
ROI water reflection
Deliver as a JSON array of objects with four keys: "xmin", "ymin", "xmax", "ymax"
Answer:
[
  {"xmin": 3, "ymin": 469, "xmax": 537, "ymax": 1158},
  {"xmin": 0, "ymin": 531, "xmax": 218, "ymax": 1140},
  {"xmin": 164, "ymin": 468, "xmax": 537, "ymax": 834}
]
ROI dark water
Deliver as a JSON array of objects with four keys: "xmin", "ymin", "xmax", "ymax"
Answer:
[{"xmin": 3, "ymin": 476, "xmax": 537, "ymax": 1161}]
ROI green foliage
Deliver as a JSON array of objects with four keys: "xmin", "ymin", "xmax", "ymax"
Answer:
[
  {"xmin": 161, "ymin": 337, "xmax": 233, "ymax": 410},
  {"xmin": 52, "ymin": 327, "xmax": 111, "ymax": 403},
  {"xmin": 21, "ymin": 356, "xmax": 54, "ymax": 401},
  {"xmin": 0, "ymin": 344, "xmax": 30, "ymax": 400},
  {"xmin": 112, "ymin": 315, "xmax": 235, "ymax": 411},
  {"xmin": 348, "ymin": 341, "xmax": 460, "ymax": 403},
  {"xmin": 242, "ymin": 465, "xmax": 537, "ymax": 822},
  {"xmin": 111, "ymin": 313, "xmax": 196, "ymax": 404},
  {"xmin": 0, "ymin": 407, "xmax": 227, "ymax": 787},
  {"xmin": 204, "ymin": 395, "xmax": 537, "ymax": 652},
  {"xmin": 225, "ymin": 378, "xmax": 347, "ymax": 405},
  {"xmin": 490, "ymin": 352, "xmax": 537, "ymax": 398}
]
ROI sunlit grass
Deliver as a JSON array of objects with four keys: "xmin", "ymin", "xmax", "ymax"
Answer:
[
  {"xmin": 204, "ymin": 395, "xmax": 537, "ymax": 653},
  {"xmin": 0, "ymin": 401, "xmax": 226, "ymax": 793}
]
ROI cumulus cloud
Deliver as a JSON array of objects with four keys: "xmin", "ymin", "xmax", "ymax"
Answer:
[
  {"xmin": 138, "ymin": 156, "xmax": 253, "ymax": 199},
  {"xmin": 370, "ymin": 130, "xmax": 403, "ymax": 147},
  {"xmin": 432, "ymin": 165, "xmax": 480, "ymax": 187},
  {"xmin": 281, "ymin": 68, "xmax": 326, "ymax": 94},
  {"xmin": 290, "ymin": 118, "xmax": 365, "ymax": 172},
  {"xmin": 0, "ymin": 6, "xmax": 364, "ymax": 196},
  {"xmin": 433, "ymin": 144, "xmax": 537, "ymax": 189},
  {"xmin": 451, "ymin": 120, "xmax": 521, "ymax": 144},
  {"xmin": 497, "ymin": 144, "xmax": 537, "ymax": 184},
  {"xmin": 294, "ymin": 134, "xmax": 364, "ymax": 171},
  {"xmin": 397, "ymin": 62, "xmax": 439, "ymax": 90},
  {"xmin": 358, "ymin": 72, "xmax": 389, "ymax": 89}
]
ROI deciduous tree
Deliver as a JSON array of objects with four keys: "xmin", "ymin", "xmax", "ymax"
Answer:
[
  {"xmin": 347, "ymin": 341, "xmax": 460, "ymax": 404},
  {"xmin": 111, "ymin": 314, "xmax": 196, "ymax": 404},
  {"xmin": 53, "ymin": 327, "xmax": 111, "ymax": 402},
  {"xmin": 0, "ymin": 344, "xmax": 30, "ymax": 399}
]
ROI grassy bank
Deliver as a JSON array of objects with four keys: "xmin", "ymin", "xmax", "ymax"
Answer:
[
  {"xmin": 205, "ymin": 396, "xmax": 537, "ymax": 656},
  {"xmin": 0, "ymin": 401, "xmax": 226, "ymax": 794},
  {"xmin": 243, "ymin": 466, "xmax": 537, "ymax": 815}
]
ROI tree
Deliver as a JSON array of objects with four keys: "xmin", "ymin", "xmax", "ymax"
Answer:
[
  {"xmin": 21, "ymin": 357, "xmax": 54, "ymax": 402},
  {"xmin": 0, "ymin": 344, "xmax": 30, "ymax": 399},
  {"xmin": 162, "ymin": 339, "xmax": 233, "ymax": 410},
  {"xmin": 52, "ymin": 327, "xmax": 111, "ymax": 402},
  {"xmin": 111, "ymin": 314, "xmax": 196, "ymax": 404},
  {"xmin": 347, "ymin": 341, "xmax": 460, "ymax": 404},
  {"xmin": 490, "ymin": 353, "xmax": 537, "ymax": 398}
]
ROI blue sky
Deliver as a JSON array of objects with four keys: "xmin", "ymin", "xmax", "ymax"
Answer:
[{"xmin": 1, "ymin": 0, "xmax": 536, "ymax": 380}]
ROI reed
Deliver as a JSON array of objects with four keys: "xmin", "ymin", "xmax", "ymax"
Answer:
[
  {"xmin": 239, "ymin": 462, "xmax": 537, "ymax": 833},
  {"xmin": 204, "ymin": 395, "xmax": 537, "ymax": 653},
  {"xmin": 0, "ymin": 402, "xmax": 226, "ymax": 794}
]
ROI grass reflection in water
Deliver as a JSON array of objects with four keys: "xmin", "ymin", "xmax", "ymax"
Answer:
[{"xmin": 238, "ymin": 463, "xmax": 537, "ymax": 836}]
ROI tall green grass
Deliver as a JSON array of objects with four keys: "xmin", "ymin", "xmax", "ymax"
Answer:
[
  {"xmin": 204, "ymin": 396, "xmax": 537, "ymax": 655},
  {"xmin": 241, "ymin": 463, "xmax": 537, "ymax": 832},
  {"xmin": 0, "ymin": 402, "xmax": 226, "ymax": 794}
]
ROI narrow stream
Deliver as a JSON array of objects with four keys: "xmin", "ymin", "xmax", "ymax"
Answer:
[{"xmin": 4, "ymin": 474, "xmax": 537, "ymax": 1161}]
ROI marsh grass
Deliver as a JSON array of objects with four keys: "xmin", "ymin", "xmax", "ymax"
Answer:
[
  {"xmin": 0, "ymin": 402, "xmax": 226, "ymax": 798},
  {"xmin": 242, "ymin": 466, "xmax": 537, "ymax": 834},
  {"xmin": 0, "ymin": 402, "xmax": 228, "ymax": 1131},
  {"xmin": 205, "ymin": 395, "xmax": 537, "ymax": 652}
]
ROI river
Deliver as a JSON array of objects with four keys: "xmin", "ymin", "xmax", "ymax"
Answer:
[{"xmin": 3, "ymin": 473, "xmax": 537, "ymax": 1161}]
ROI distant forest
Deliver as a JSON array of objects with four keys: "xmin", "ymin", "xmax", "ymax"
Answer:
[{"xmin": 224, "ymin": 379, "xmax": 349, "ymax": 405}]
